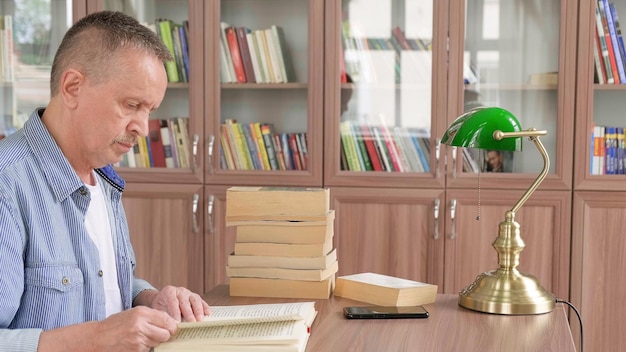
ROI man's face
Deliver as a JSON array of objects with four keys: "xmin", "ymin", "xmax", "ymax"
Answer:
[{"xmin": 73, "ymin": 50, "xmax": 168, "ymax": 169}]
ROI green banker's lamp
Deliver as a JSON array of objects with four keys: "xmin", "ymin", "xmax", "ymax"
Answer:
[{"xmin": 441, "ymin": 106, "xmax": 555, "ymax": 315}]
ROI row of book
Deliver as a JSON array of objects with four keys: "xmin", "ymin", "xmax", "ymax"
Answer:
[
  {"xmin": 341, "ymin": 24, "xmax": 432, "ymax": 84},
  {"xmin": 151, "ymin": 18, "xmax": 190, "ymax": 83},
  {"xmin": 220, "ymin": 23, "xmax": 295, "ymax": 84},
  {"xmin": 594, "ymin": 0, "xmax": 626, "ymax": 84},
  {"xmin": 340, "ymin": 120, "xmax": 430, "ymax": 172},
  {"xmin": 590, "ymin": 125, "xmax": 626, "ymax": 175},
  {"xmin": 220, "ymin": 119, "xmax": 308, "ymax": 171},
  {"xmin": 0, "ymin": 15, "xmax": 13, "ymax": 82},
  {"xmin": 117, "ymin": 117, "xmax": 191, "ymax": 169},
  {"xmin": 225, "ymin": 187, "xmax": 336, "ymax": 300}
]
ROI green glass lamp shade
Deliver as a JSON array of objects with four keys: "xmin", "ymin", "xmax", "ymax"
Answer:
[{"xmin": 441, "ymin": 107, "xmax": 523, "ymax": 151}]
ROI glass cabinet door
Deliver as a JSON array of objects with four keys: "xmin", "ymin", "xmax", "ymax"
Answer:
[
  {"xmin": 100, "ymin": 0, "xmax": 204, "ymax": 184},
  {"xmin": 325, "ymin": 0, "xmax": 447, "ymax": 189},
  {"xmin": 208, "ymin": 0, "xmax": 324, "ymax": 187},
  {"xmin": 451, "ymin": 0, "xmax": 576, "ymax": 190},
  {"xmin": 0, "ymin": 0, "xmax": 80, "ymax": 138}
]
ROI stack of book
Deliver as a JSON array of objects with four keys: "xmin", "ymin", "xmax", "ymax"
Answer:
[{"xmin": 225, "ymin": 186, "xmax": 337, "ymax": 299}]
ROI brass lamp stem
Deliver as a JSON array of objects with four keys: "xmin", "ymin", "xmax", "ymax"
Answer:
[{"xmin": 458, "ymin": 128, "xmax": 555, "ymax": 315}]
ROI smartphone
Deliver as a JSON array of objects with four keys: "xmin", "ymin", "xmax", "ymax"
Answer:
[{"xmin": 343, "ymin": 305, "xmax": 429, "ymax": 319}]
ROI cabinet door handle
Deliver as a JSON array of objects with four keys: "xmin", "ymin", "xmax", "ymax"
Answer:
[
  {"xmin": 207, "ymin": 194, "xmax": 215, "ymax": 235},
  {"xmin": 435, "ymin": 138, "xmax": 441, "ymax": 178},
  {"xmin": 449, "ymin": 198, "xmax": 456, "ymax": 239},
  {"xmin": 452, "ymin": 146, "xmax": 457, "ymax": 178},
  {"xmin": 192, "ymin": 134, "xmax": 200, "ymax": 173},
  {"xmin": 433, "ymin": 198, "xmax": 440, "ymax": 240},
  {"xmin": 207, "ymin": 134, "xmax": 215, "ymax": 174},
  {"xmin": 192, "ymin": 193, "xmax": 199, "ymax": 234}
]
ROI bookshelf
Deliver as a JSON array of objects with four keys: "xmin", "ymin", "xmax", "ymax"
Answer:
[{"xmin": 573, "ymin": 1, "xmax": 626, "ymax": 351}]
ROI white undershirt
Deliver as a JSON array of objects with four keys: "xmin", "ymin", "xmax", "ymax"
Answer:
[{"xmin": 84, "ymin": 175, "xmax": 123, "ymax": 317}]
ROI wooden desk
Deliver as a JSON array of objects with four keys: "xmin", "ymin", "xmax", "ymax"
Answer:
[{"xmin": 204, "ymin": 286, "xmax": 575, "ymax": 352}]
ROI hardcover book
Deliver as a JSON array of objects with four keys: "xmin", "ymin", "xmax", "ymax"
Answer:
[
  {"xmin": 230, "ymin": 276, "xmax": 335, "ymax": 299},
  {"xmin": 155, "ymin": 302, "xmax": 317, "ymax": 352},
  {"xmin": 334, "ymin": 272, "xmax": 437, "ymax": 307}
]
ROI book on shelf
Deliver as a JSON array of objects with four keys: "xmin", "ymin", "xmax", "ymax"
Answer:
[
  {"xmin": 225, "ymin": 25, "xmax": 247, "ymax": 83},
  {"xmin": 160, "ymin": 119, "xmax": 176, "ymax": 168},
  {"xmin": 233, "ymin": 210, "xmax": 334, "ymax": 244},
  {"xmin": 225, "ymin": 186, "xmax": 330, "ymax": 223},
  {"xmin": 156, "ymin": 19, "xmax": 180, "ymax": 83},
  {"xmin": 228, "ymin": 248, "xmax": 337, "ymax": 270},
  {"xmin": 264, "ymin": 28, "xmax": 284, "ymax": 83},
  {"xmin": 260, "ymin": 123, "xmax": 280, "ymax": 170},
  {"xmin": 226, "ymin": 260, "xmax": 338, "ymax": 281},
  {"xmin": 271, "ymin": 25, "xmax": 296, "ymax": 82},
  {"xmin": 334, "ymin": 272, "xmax": 438, "ymax": 307},
  {"xmin": 155, "ymin": 302, "xmax": 317, "ymax": 352},
  {"xmin": 596, "ymin": 4, "xmax": 615, "ymax": 84},
  {"xmin": 598, "ymin": 0, "xmax": 626, "ymax": 83},
  {"xmin": 220, "ymin": 22, "xmax": 237, "ymax": 83},
  {"xmin": 233, "ymin": 239, "xmax": 333, "ymax": 258},
  {"xmin": 273, "ymin": 133, "xmax": 287, "ymax": 170},
  {"xmin": 528, "ymin": 72, "xmax": 558, "ymax": 85},
  {"xmin": 148, "ymin": 119, "xmax": 166, "ymax": 168},
  {"xmin": 230, "ymin": 276, "xmax": 335, "ymax": 299},
  {"xmin": 236, "ymin": 26, "xmax": 256, "ymax": 84},
  {"xmin": 599, "ymin": 0, "xmax": 621, "ymax": 83}
]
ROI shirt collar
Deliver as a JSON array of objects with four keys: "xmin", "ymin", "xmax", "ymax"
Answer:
[{"xmin": 23, "ymin": 109, "xmax": 125, "ymax": 202}]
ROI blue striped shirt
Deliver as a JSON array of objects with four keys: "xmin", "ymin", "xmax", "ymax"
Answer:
[{"xmin": 0, "ymin": 109, "xmax": 155, "ymax": 352}]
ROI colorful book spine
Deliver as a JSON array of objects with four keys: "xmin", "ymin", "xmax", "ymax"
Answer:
[
  {"xmin": 225, "ymin": 26, "xmax": 247, "ymax": 83},
  {"xmin": 236, "ymin": 27, "xmax": 256, "ymax": 83},
  {"xmin": 601, "ymin": 0, "xmax": 626, "ymax": 83},
  {"xmin": 157, "ymin": 19, "xmax": 180, "ymax": 83}
]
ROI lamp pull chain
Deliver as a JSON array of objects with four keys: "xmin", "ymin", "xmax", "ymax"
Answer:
[{"xmin": 476, "ymin": 150, "xmax": 482, "ymax": 221}]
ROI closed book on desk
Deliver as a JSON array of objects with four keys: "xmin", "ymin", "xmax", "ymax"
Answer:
[
  {"xmin": 234, "ymin": 210, "xmax": 334, "ymax": 244},
  {"xmin": 234, "ymin": 239, "xmax": 333, "ymax": 258},
  {"xmin": 334, "ymin": 272, "xmax": 437, "ymax": 307},
  {"xmin": 227, "ymin": 260, "xmax": 338, "ymax": 281},
  {"xmin": 230, "ymin": 276, "xmax": 335, "ymax": 299},
  {"xmin": 226, "ymin": 186, "xmax": 330, "ymax": 223},
  {"xmin": 228, "ymin": 248, "xmax": 337, "ymax": 270},
  {"xmin": 155, "ymin": 302, "xmax": 316, "ymax": 352}
]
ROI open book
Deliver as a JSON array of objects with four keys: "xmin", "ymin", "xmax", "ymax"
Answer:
[{"xmin": 155, "ymin": 302, "xmax": 317, "ymax": 352}]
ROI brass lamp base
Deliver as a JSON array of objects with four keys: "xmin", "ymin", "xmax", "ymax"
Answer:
[{"xmin": 459, "ymin": 268, "xmax": 555, "ymax": 315}]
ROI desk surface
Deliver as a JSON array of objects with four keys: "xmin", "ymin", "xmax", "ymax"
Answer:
[{"xmin": 204, "ymin": 286, "xmax": 575, "ymax": 352}]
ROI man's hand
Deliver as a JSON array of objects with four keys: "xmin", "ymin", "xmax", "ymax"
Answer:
[
  {"xmin": 38, "ymin": 306, "xmax": 178, "ymax": 352},
  {"xmin": 135, "ymin": 286, "xmax": 211, "ymax": 322}
]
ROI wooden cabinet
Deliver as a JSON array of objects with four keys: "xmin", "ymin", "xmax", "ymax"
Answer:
[
  {"xmin": 572, "ymin": 1, "xmax": 626, "ymax": 351},
  {"xmin": 122, "ymin": 183, "xmax": 204, "ymax": 293}
]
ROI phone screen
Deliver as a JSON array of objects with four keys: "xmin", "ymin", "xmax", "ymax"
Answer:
[{"xmin": 343, "ymin": 305, "xmax": 429, "ymax": 319}]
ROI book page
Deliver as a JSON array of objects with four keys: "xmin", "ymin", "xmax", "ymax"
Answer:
[
  {"xmin": 178, "ymin": 302, "xmax": 316, "ymax": 329},
  {"xmin": 173, "ymin": 319, "xmax": 308, "ymax": 345}
]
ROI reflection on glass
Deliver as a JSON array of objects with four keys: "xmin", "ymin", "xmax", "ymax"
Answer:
[
  {"xmin": 340, "ymin": 0, "xmax": 433, "ymax": 173},
  {"xmin": 1, "ymin": 0, "xmax": 72, "ymax": 137},
  {"xmin": 463, "ymin": 0, "xmax": 560, "ymax": 174}
]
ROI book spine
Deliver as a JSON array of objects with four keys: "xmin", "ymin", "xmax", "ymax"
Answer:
[
  {"xmin": 157, "ymin": 19, "xmax": 180, "ymax": 83},
  {"xmin": 610, "ymin": 3, "xmax": 626, "ymax": 84},
  {"xmin": 236, "ymin": 27, "xmax": 256, "ymax": 83},
  {"xmin": 246, "ymin": 32, "xmax": 264, "ymax": 83},
  {"xmin": 272, "ymin": 133, "xmax": 287, "ymax": 170},
  {"xmin": 179, "ymin": 24, "xmax": 190, "ymax": 82},
  {"xmin": 597, "ymin": 5, "xmax": 616, "ymax": 84},
  {"xmin": 251, "ymin": 123, "xmax": 271, "ymax": 170},
  {"xmin": 148, "ymin": 119, "xmax": 166, "ymax": 167},
  {"xmin": 599, "ymin": 1, "xmax": 620, "ymax": 83},
  {"xmin": 602, "ymin": 0, "xmax": 626, "ymax": 83},
  {"xmin": 219, "ymin": 124, "xmax": 236, "ymax": 170},
  {"xmin": 594, "ymin": 26, "xmax": 607, "ymax": 83},
  {"xmin": 220, "ymin": 22, "xmax": 237, "ymax": 83},
  {"xmin": 264, "ymin": 28, "xmax": 284, "ymax": 83},
  {"xmin": 261, "ymin": 124, "xmax": 279, "ymax": 170},
  {"xmin": 258, "ymin": 29, "xmax": 277, "ymax": 82},
  {"xmin": 361, "ymin": 124, "xmax": 383, "ymax": 171},
  {"xmin": 339, "ymin": 121, "xmax": 361, "ymax": 171},
  {"xmin": 225, "ymin": 26, "xmax": 247, "ymax": 83}
]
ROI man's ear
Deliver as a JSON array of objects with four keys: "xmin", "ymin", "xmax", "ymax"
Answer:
[{"xmin": 60, "ymin": 68, "xmax": 84, "ymax": 109}]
